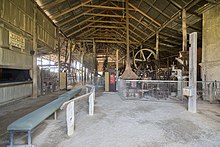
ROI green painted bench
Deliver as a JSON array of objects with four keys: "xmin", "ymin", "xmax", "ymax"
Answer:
[{"xmin": 7, "ymin": 87, "xmax": 82, "ymax": 146}]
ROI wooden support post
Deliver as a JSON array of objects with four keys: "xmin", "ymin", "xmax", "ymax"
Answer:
[
  {"xmin": 93, "ymin": 39, "xmax": 96, "ymax": 75},
  {"xmin": 155, "ymin": 32, "xmax": 159, "ymax": 78},
  {"xmin": 182, "ymin": 9, "xmax": 187, "ymax": 73},
  {"xmin": 126, "ymin": 0, "xmax": 130, "ymax": 64},
  {"xmin": 182, "ymin": 9, "xmax": 187, "ymax": 52},
  {"xmin": 116, "ymin": 49, "xmax": 119, "ymax": 90},
  {"xmin": 156, "ymin": 32, "xmax": 159, "ymax": 60},
  {"xmin": 58, "ymin": 29, "xmax": 61, "ymax": 90},
  {"xmin": 80, "ymin": 43, "xmax": 84, "ymax": 85},
  {"xmin": 32, "ymin": 5, "xmax": 38, "ymax": 98}
]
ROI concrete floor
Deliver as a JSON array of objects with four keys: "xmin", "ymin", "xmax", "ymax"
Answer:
[{"xmin": 1, "ymin": 92, "xmax": 220, "ymax": 147}]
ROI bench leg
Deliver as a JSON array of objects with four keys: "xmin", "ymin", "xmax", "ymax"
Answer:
[
  {"xmin": 9, "ymin": 131, "xmax": 13, "ymax": 146},
  {"xmin": 28, "ymin": 130, "xmax": 31, "ymax": 145},
  {"xmin": 54, "ymin": 111, "xmax": 57, "ymax": 120}
]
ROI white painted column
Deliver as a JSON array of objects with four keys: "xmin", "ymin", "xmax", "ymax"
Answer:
[
  {"xmin": 188, "ymin": 32, "xmax": 197, "ymax": 113},
  {"xmin": 66, "ymin": 101, "xmax": 75, "ymax": 136}
]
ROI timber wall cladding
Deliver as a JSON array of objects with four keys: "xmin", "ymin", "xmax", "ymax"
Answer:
[{"xmin": 0, "ymin": 0, "xmax": 56, "ymax": 50}]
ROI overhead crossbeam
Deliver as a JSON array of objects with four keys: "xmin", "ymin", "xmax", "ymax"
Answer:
[
  {"xmin": 85, "ymin": 13, "xmax": 124, "ymax": 18},
  {"xmin": 58, "ymin": 1, "xmax": 108, "ymax": 27},
  {"xmin": 128, "ymin": 2, "xmax": 161, "ymax": 27},
  {"xmin": 51, "ymin": 0, "xmax": 92, "ymax": 20},
  {"xmin": 63, "ymin": 16, "xmax": 95, "ymax": 33},
  {"xmin": 67, "ymin": 17, "xmax": 103, "ymax": 37},
  {"xmin": 140, "ymin": 0, "xmax": 200, "ymax": 47},
  {"xmin": 143, "ymin": 0, "xmax": 171, "ymax": 19},
  {"xmin": 89, "ymin": 25, "xmax": 125, "ymax": 29},
  {"xmin": 83, "ymin": 5, "xmax": 125, "ymax": 10},
  {"xmin": 40, "ymin": 0, "xmax": 66, "ymax": 10},
  {"xmin": 129, "ymin": 14, "xmax": 155, "ymax": 32},
  {"xmin": 87, "ymin": 20, "xmax": 126, "ymax": 24}
]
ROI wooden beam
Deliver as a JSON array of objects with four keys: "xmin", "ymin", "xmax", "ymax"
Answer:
[
  {"xmin": 155, "ymin": 32, "xmax": 159, "ymax": 60},
  {"xmin": 89, "ymin": 25, "xmax": 125, "ymax": 29},
  {"xmin": 41, "ymin": 0, "xmax": 66, "ymax": 10},
  {"xmin": 169, "ymin": 0, "xmax": 182, "ymax": 9},
  {"xmin": 182, "ymin": 8, "xmax": 187, "ymax": 51},
  {"xmin": 51, "ymin": 0, "xmax": 92, "ymax": 20},
  {"xmin": 110, "ymin": 16, "xmax": 144, "ymax": 44},
  {"xmin": 33, "ymin": 5, "xmax": 37, "ymax": 98},
  {"xmin": 87, "ymin": 20, "xmax": 126, "ymax": 24},
  {"xmin": 129, "ymin": 28, "xmax": 145, "ymax": 41},
  {"xmin": 129, "ymin": 23, "xmax": 148, "ymax": 37},
  {"xmin": 67, "ymin": 17, "xmax": 103, "ymax": 37},
  {"xmin": 58, "ymin": 1, "xmax": 108, "ymax": 26},
  {"xmin": 143, "ymin": 0, "xmax": 171, "ymax": 19},
  {"xmin": 159, "ymin": 32, "xmax": 182, "ymax": 40},
  {"xmin": 129, "ymin": 14, "xmax": 155, "ymax": 32},
  {"xmin": 95, "ymin": 40, "xmax": 136, "ymax": 44},
  {"xmin": 75, "ymin": 28, "xmax": 96, "ymax": 39},
  {"xmin": 84, "ymin": 5, "xmax": 125, "ymax": 10},
  {"xmin": 140, "ymin": 0, "xmax": 199, "ymax": 46},
  {"xmin": 67, "ymin": 23, "xmax": 94, "ymax": 37},
  {"xmin": 159, "ymin": 36, "xmax": 182, "ymax": 46},
  {"xmin": 85, "ymin": 13, "xmax": 124, "ymax": 18},
  {"xmin": 86, "ymin": 36, "xmax": 123, "ymax": 40},
  {"xmin": 63, "ymin": 16, "xmax": 94, "ymax": 33},
  {"xmin": 126, "ymin": 0, "xmax": 129, "ymax": 63},
  {"xmin": 128, "ymin": 2, "xmax": 161, "ymax": 27}
]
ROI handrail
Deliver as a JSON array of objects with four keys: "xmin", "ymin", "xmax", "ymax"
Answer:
[{"xmin": 60, "ymin": 85, "xmax": 95, "ymax": 136}]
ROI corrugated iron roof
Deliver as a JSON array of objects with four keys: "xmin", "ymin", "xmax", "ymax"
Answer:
[{"xmin": 35, "ymin": 0, "xmax": 219, "ymax": 60}]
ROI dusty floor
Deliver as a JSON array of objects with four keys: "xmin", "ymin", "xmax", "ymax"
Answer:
[{"xmin": 1, "ymin": 91, "xmax": 220, "ymax": 147}]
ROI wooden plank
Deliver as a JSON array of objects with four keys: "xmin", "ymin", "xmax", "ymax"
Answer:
[
  {"xmin": 67, "ymin": 17, "xmax": 103, "ymax": 37},
  {"xmin": 51, "ymin": 0, "xmax": 92, "ymax": 20},
  {"xmin": 155, "ymin": 32, "xmax": 159, "ymax": 60},
  {"xmin": 128, "ymin": 2, "xmax": 161, "ymax": 27},
  {"xmin": 182, "ymin": 9, "xmax": 187, "ymax": 51},
  {"xmin": 140, "ymin": 0, "xmax": 198, "ymax": 47},
  {"xmin": 83, "ymin": 5, "xmax": 125, "ymax": 10},
  {"xmin": 87, "ymin": 20, "xmax": 126, "ymax": 24},
  {"xmin": 32, "ymin": 5, "xmax": 37, "ymax": 98},
  {"xmin": 126, "ymin": 0, "xmax": 129, "ymax": 62},
  {"xmin": 143, "ymin": 0, "xmax": 171, "ymax": 19},
  {"xmin": 58, "ymin": 1, "xmax": 108, "ymax": 27},
  {"xmin": 85, "ymin": 13, "xmax": 124, "ymax": 18},
  {"xmin": 129, "ymin": 14, "xmax": 155, "ymax": 32},
  {"xmin": 41, "ymin": 0, "xmax": 66, "ymax": 10},
  {"xmin": 89, "ymin": 25, "xmax": 125, "ymax": 29},
  {"xmin": 63, "ymin": 16, "xmax": 95, "ymax": 33}
]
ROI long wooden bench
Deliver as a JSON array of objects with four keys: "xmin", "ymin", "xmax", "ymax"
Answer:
[{"xmin": 7, "ymin": 87, "xmax": 82, "ymax": 147}]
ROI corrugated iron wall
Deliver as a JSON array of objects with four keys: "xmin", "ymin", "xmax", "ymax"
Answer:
[
  {"xmin": 0, "ymin": 82, "xmax": 32, "ymax": 103},
  {"xmin": 0, "ymin": 0, "xmax": 56, "ymax": 50}
]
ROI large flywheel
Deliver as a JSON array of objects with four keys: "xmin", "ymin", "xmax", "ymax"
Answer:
[{"xmin": 134, "ymin": 48, "xmax": 157, "ymax": 70}]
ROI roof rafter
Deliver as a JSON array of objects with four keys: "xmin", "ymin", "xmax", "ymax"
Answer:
[
  {"xmin": 129, "ymin": 14, "xmax": 155, "ymax": 32},
  {"xmin": 128, "ymin": 2, "xmax": 161, "ymax": 27},
  {"xmin": 83, "ymin": 4, "xmax": 125, "ymax": 10},
  {"xmin": 140, "ymin": 0, "xmax": 201, "ymax": 47},
  {"xmin": 63, "ymin": 16, "xmax": 95, "ymax": 33},
  {"xmin": 41, "ymin": 0, "xmax": 66, "ymax": 10},
  {"xmin": 51, "ymin": 0, "xmax": 92, "ymax": 20},
  {"xmin": 58, "ymin": 1, "xmax": 109, "ymax": 26},
  {"xmin": 67, "ymin": 17, "xmax": 103, "ymax": 37},
  {"xmin": 85, "ymin": 13, "xmax": 124, "ymax": 18}
]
